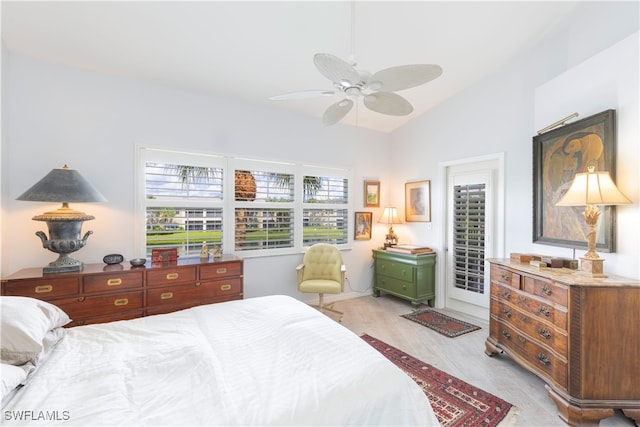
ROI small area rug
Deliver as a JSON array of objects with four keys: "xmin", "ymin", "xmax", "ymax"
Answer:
[
  {"xmin": 362, "ymin": 334, "xmax": 518, "ymax": 427},
  {"xmin": 402, "ymin": 308, "xmax": 482, "ymax": 338}
]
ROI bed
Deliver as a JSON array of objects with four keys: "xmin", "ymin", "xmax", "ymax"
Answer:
[{"xmin": 1, "ymin": 295, "xmax": 439, "ymax": 426}]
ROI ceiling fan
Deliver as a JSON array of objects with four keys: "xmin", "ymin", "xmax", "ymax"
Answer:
[{"xmin": 270, "ymin": 53, "xmax": 443, "ymax": 126}]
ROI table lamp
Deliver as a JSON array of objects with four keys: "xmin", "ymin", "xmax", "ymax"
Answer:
[
  {"xmin": 17, "ymin": 165, "xmax": 107, "ymax": 273},
  {"xmin": 556, "ymin": 165, "xmax": 631, "ymax": 277},
  {"xmin": 379, "ymin": 207, "xmax": 401, "ymax": 248}
]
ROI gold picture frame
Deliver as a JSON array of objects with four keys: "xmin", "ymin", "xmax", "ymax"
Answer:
[
  {"xmin": 405, "ymin": 180, "xmax": 431, "ymax": 222},
  {"xmin": 364, "ymin": 180, "xmax": 380, "ymax": 208},
  {"xmin": 533, "ymin": 109, "xmax": 616, "ymax": 252},
  {"xmin": 354, "ymin": 212, "xmax": 372, "ymax": 240}
]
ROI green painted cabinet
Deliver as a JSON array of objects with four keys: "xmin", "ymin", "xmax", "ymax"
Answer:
[{"xmin": 372, "ymin": 249, "xmax": 436, "ymax": 309}]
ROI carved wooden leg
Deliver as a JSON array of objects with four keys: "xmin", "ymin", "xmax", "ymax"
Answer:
[
  {"xmin": 620, "ymin": 409, "xmax": 640, "ymax": 425},
  {"xmin": 484, "ymin": 337, "xmax": 500, "ymax": 356},
  {"xmin": 546, "ymin": 385, "xmax": 615, "ymax": 426}
]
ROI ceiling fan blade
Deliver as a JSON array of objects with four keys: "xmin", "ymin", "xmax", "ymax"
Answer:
[
  {"xmin": 363, "ymin": 92, "xmax": 413, "ymax": 116},
  {"xmin": 269, "ymin": 90, "xmax": 335, "ymax": 101},
  {"xmin": 369, "ymin": 64, "xmax": 443, "ymax": 92},
  {"xmin": 322, "ymin": 99, "xmax": 354, "ymax": 126},
  {"xmin": 314, "ymin": 53, "xmax": 361, "ymax": 86}
]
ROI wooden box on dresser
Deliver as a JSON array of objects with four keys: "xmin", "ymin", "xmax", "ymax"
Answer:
[
  {"xmin": 1, "ymin": 255, "xmax": 243, "ymax": 326},
  {"xmin": 485, "ymin": 259, "xmax": 639, "ymax": 426}
]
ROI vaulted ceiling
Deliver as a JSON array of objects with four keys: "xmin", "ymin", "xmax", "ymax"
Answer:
[{"xmin": 2, "ymin": 1, "xmax": 580, "ymax": 133}]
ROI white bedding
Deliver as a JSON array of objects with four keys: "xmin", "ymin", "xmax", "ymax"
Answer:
[{"xmin": 3, "ymin": 295, "xmax": 439, "ymax": 426}]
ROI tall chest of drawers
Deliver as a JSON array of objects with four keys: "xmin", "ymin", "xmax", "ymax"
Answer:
[
  {"xmin": 1, "ymin": 255, "xmax": 243, "ymax": 326},
  {"xmin": 485, "ymin": 259, "xmax": 640, "ymax": 426}
]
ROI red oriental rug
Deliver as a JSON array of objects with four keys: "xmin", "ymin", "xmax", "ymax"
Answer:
[
  {"xmin": 362, "ymin": 334, "xmax": 518, "ymax": 427},
  {"xmin": 402, "ymin": 308, "xmax": 482, "ymax": 338}
]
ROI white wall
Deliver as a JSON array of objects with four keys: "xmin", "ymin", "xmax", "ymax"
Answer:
[
  {"xmin": 0, "ymin": 53, "xmax": 392, "ymax": 301},
  {"xmin": 387, "ymin": 2, "xmax": 639, "ymax": 314}
]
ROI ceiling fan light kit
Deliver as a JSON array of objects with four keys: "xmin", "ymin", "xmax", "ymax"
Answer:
[{"xmin": 271, "ymin": 52, "xmax": 442, "ymax": 126}]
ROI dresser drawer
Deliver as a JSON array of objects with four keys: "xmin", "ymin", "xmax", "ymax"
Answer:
[
  {"xmin": 491, "ymin": 318, "xmax": 567, "ymax": 388},
  {"xmin": 83, "ymin": 271, "xmax": 144, "ymax": 294},
  {"xmin": 201, "ymin": 277, "xmax": 243, "ymax": 297},
  {"xmin": 56, "ymin": 291, "xmax": 144, "ymax": 319},
  {"xmin": 522, "ymin": 276, "xmax": 568, "ymax": 306},
  {"xmin": 146, "ymin": 266, "xmax": 197, "ymax": 286},
  {"xmin": 199, "ymin": 262, "xmax": 242, "ymax": 280},
  {"xmin": 376, "ymin": 261, "xmax": 413, "ymax": 283},
  {"xmin": 490, "ymin": 265, "xmax": 521, "ymax": 288},
  {"xmin": 69, "ymin": 310, "xmax": 144, "ymax": 327},
  {"xmin": 376, "ymin": 276, "xmax": 416, "ymax": 297},
  {"xmin": 491, "ymin": 299, "xmax": 567, "ymax": 357},
  {"xmin": 2, "ymin": 277, "xmax": 79, "ymax": 299},
  {"xmin": 492, "ymin": 283, "xmax": 567, "ymax": 330}
]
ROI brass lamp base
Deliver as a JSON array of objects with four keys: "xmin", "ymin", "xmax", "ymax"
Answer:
[{"xmin": 578, "ymin": 257, "xmax": 607, "ymax": 278}]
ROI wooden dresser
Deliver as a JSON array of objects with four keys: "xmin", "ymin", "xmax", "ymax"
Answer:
[
  {"xmin": 485, "ymin": 259, "xmax": 639, "ymax": 426},
  {"xmin": 372, "ymin": 249, "xmax": 436, "ymax": 309},
  {"xmin": 1, "ymin": 255, "xmax": 243, "ymax": 326}
]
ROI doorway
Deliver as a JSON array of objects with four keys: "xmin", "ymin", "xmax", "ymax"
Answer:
[{"xmin": 440, "ymin": 154, "xmax": 504, "ymax": 318}]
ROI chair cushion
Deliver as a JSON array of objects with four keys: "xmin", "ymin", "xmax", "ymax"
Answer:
[
  {"xmin": 301, "ymin": 244, "xmax": 343, "ymax": 283},
  {"xmin": 298, "ymin": 279, "xmax": 342, "ymax": 294}
]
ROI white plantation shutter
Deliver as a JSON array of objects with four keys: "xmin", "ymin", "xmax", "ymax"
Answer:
[
  {"xmin": 452, "ymin": 183, "xmax": 486, "ymax": 294},
  {"xmin": 303, "ymin": 175, "xmax": 349, "ymax": 246},
  {"xmin": 139, "ymin": 148, "xmax": 351, "ymax": 257},
  {"xmin": 142, "ymin": 149, "xmax": 225, "ymax": 258}
]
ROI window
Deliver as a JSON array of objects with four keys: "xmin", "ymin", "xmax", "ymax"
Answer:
[
  {"xmin": 302, "ymin": 175, "xmax": 348, "ymax": 246},
  {"xmin": 139, "ymin": 148, "xmax": 351, "ymax": 258},
  {"xmin": 141, "ymin": 149, "xmax": 225, "ymax": 258},
  {"xmin": 233, "ymin": 167, "xmax": 295, "ymax": 252}
]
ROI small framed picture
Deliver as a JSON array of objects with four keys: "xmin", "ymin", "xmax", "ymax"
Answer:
[
  {"xmin": 405, "ymin": 180, "xmax": 431, "ymax": 222},
  {"xmin": 354, "ymin": 211, "xmax": 373, "ymax": 240},
  {"xmin": 364, "ymin": 180, "xmax": 380, "ymax": 208}
]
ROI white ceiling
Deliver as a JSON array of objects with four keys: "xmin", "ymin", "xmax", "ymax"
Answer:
[{"xmin": 1, "ymin": 1, "xmax": 581, "ymax": 133}]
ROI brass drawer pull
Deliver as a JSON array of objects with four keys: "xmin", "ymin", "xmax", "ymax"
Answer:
[
  {"xmin": 538, "ymin": 305, "xmax": 551, "ymax": 317},
  {"xmin": 35, "ymin": 285, "xmax": 53, "ymax": 293},
  {"xmin": 501, "ymin": 330, "xmax": 511, "ymax": 339},
  {"xmin": 166, "ymin": 273, "xmax": 179, "ymax": 280},
  {"xmin": 542, "ymin": 284, "xmax": 553, "ymax": 296},
  {"xmin": 502, "ymin": 308, "xmax": 512, "ymax": 318},
  {"xmin": 107, "ymin": 278, "xmax": 122, "ymax": 286},
  {"xmin": 220, "ymin": 284, "xmax": 232, "ymax": 291},
  {"xmin": 518, "ymin": 295, "xmax": 527, "ymax": 303},
  {"xmin": 537, "ymin": 353, "xmax": 551, "ymax": 366},
  {"xmin": 114, "ymin": 298, "xmax": 129, "ymax": 306},
  {"xmin": 500, "ymin": 272, "xmax": 510, "ymax": 281},
  {"xmin": 501, "ymin": 290, "xmax": 511, "ymax": 299},
  {"xmin": 76, "ymin": 296, "xmax": 86, "ymax": 302},
  {"xmin": 160, "ymin": 292, "xmax": 173, "ymax": 300},
  {"xmin": 216, "ymin": 267, "xmax": 227, "ymax": 274},
  {"xmin": 537, "ymin": 327, "xmax": 552, "ymax": 340},
  {"xmin": 518, "ymin": 335, "xmax": 527, "ymax": 344}
]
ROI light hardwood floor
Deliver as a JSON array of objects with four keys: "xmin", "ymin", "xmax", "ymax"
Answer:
[{"xmin": 329, "ymin": 294, "xmax": 635, "ymax": 427}]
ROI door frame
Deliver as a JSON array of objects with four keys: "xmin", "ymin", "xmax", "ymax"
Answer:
[{"xmin": 437, "ymin": 153, "xmax": 505, "ymax": 319}]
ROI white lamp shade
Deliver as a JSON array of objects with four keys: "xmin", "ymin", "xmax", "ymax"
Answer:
[
  {"xmin": 378, "ymin": 207, "xmax": 402, "ymax": 224},
  {"xmin": 557, "ymin": 170, "xmax": 631, "ymax": 206}
]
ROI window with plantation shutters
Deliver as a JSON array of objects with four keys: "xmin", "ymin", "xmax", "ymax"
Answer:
[
  {"xmin": 139, "ymin": 148, "xmax": 351, "ymax": 257},
  {"xmin": 143, "ymin": 152, "xmax": 225, "ymax": 258},
  {"xmin": 453, "ymin": 183, "xmax": 486, "ymax": 294},
  {"xmin": 303, "ymin": 175, "xmax": 349, "ymax": 246},
  {"xmin": 234, "ymin": 169, "xmax": 295, "ymax": 252}
]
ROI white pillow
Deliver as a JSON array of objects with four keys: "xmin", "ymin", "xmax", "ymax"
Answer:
[
  {"xmin": 1, "ymin": 363, "xmax": 33, "ymax": 401},
  {"xmin": 1, "ymin": 297, "xmax": 70, "ymax": 365}
]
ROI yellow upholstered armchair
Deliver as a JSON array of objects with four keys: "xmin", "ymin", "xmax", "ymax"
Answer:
[{"xmin": 296, "ymin": 243, "xmax": 346, "ymax": 322}]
